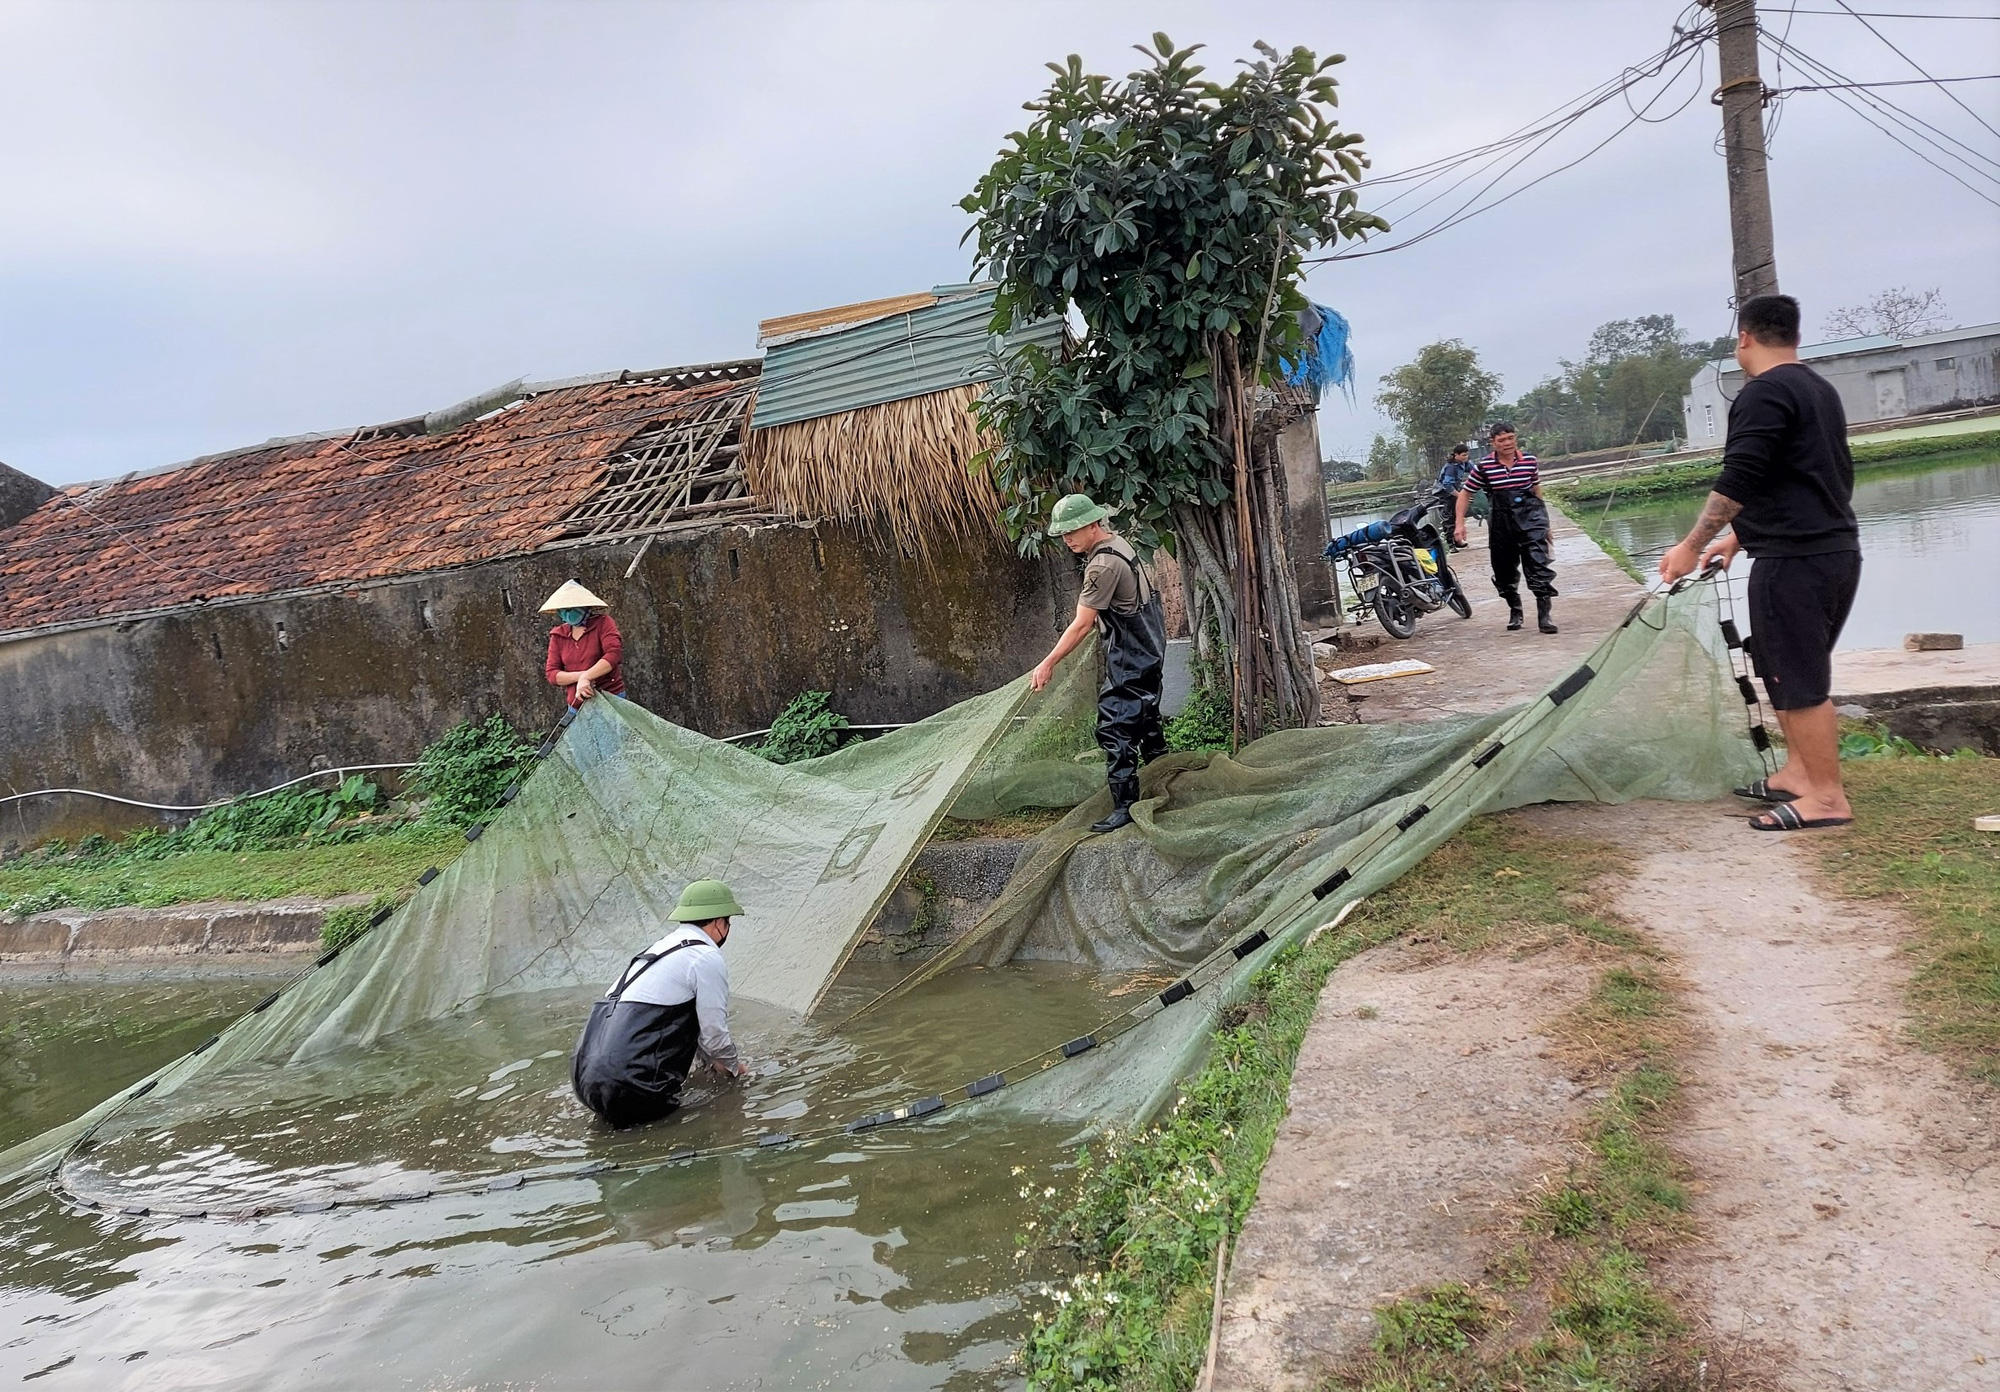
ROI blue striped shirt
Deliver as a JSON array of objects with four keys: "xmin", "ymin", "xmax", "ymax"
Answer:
[{"xmin": 1464, "ymin": 450, "xmax": 1541, "ymax": 494}]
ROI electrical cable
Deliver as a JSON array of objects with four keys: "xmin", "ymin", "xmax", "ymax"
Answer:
[
  {"xmin": 1304, "ymin": 19, "xmax": 1714, "ymax": 265},
  {"xmin": 1762, "ymin": 36, "xmax": 2000, "ymax": 202},
  {"xmin": 1771, "ymin": 73, "xmax": 2000, "ymax": 88},
  {"xmin": 1772, "ymin": 8, "xmax": 2000, "ymax": 16},
  {"xmin": 1763, "ymin": 28, "xmax": 2000, "ymax": 174},
  {"xmin": 1310, "ymin": 39, "xmax": 1712, "ymax": 264},
  {"xmin": 0, "ymin": 764, "xmax": 417, "ymax": 814},
  {"xmin": 1834, "ymin": 0, "xmax": 2000, "ymax": 138}
]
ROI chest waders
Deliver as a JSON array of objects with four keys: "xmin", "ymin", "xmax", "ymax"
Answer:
[
  {"xmin": 571, "ymin": 939, "xmax": 706, "ymax": 1130},
  {"xmin": 1087, "ymin": 544, "xmax": 1169, "ymax": 815},
  {"xmin": 1485, "ymin": 488, "xmax": 1559, "ymax": 631}
]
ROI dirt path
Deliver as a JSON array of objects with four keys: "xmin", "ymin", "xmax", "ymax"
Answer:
[
  {"xmin": 1216, "ymin": 796, "xmax": 1998, "ymax": 1388},
  {"xmin": 1583, "ymin": 797, "xmax": 2000, "ymax": 1390},
  {"xmin": 1213, "ymin": 939, "xmax": 1598, "ymax": 1390}
]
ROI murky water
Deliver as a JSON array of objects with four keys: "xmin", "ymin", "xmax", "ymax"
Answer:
[
  {"xmin": 0, "ymin": 962, "xmax": 1133, "ymax": 1389},
  {"xmin": 1590, "ymin": 453, "xmax": 2000, "ymax": 650}
]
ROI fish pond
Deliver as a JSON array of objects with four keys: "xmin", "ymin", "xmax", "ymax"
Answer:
[
  {"xmin": 0, "ymin": 961, "xmax": 1143, "ymax": 1390},
  {"xmin": 1588, "ymin": 450, "xmax": 2000, "ymax": 650}
]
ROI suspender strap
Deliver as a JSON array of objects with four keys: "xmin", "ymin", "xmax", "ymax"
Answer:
[
  {"xmin": 1084, "ymin": 542, "xmax": 1153, "ymax": 607},
  {"xmin": 607, "ymin": 937, "xmax": 705, "ymax": 1001}
]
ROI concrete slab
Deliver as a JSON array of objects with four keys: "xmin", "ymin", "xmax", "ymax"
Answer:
[
  {"xmin": 1324, "ymin": 506, "xmax": 1647, "ymax": 725},
  {"xmin": 0, "ymin": 896, "xmax": 355, "ymax": 962},
  {"xmin": 1833, "ymin": 642, "xmax": 2000, "ymax": 698}
]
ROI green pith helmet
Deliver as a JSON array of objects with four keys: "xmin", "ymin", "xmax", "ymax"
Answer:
[
  {"xmin": 1046, "ymin": 493, "xmax": 1114, "ymax": 536},
  {"xmin": 670, "ymin": 879, "xmax": 746, "ymax": 923}
]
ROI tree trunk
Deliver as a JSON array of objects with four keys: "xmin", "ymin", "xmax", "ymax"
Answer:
[{"xmin": 1170, "ymin": 336, "xmax": 1320, "ymax": 744}]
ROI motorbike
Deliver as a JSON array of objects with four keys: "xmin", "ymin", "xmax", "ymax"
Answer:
[{"xmin": 1323, "ymin": 483, "xmax": 1473, "ymax": 639}]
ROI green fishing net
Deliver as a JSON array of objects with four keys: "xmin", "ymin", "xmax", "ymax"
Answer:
[{"xmin": 1, "ymin": 580, "xmax": 1757, "ymax": 1218}]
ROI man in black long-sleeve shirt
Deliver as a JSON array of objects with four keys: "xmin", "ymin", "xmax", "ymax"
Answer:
[{"xmin": 1660, "ymin": 294, "xmax": 1860, "ymax": 832}]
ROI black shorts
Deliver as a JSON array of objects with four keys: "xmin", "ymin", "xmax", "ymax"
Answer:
[{"xmin": 1746, "ymin": 551, "xmax": 1862, "ymax": 711}]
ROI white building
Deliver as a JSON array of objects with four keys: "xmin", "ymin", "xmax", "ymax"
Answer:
[{"xmin": 1682, "ymin": 322, "xmax": 2000, "ymax": 445}]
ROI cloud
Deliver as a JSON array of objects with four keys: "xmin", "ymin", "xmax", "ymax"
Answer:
[{"xmin": 0, "ymin": 0, "xmax": 1993, "ymax": 485}]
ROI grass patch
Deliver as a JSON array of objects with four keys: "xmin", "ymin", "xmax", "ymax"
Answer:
[
  {"xmin": 1813, "ymin": 753, "xmax": 2000, "ymax": 1084},
  {"xmin": 1322, "ymin": 819, "xmax": 1706, "ymax": 1391},
  {"xmin": 1, "ymin": 714, "xmax": 538, "ymax": 918},
  {"xmin": 319, "ymin": 889, "xmax": 415, "ymax": 951},
  {"xmin": 0, "ymin": 824, "xmax": 464, "ymax": 917},
  {"xmin": 1014, "ymin": 813, "xmax": 1674, "ymax": 1391}
]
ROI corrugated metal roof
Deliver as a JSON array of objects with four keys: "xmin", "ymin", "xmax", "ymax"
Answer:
[{"xmin": 751, "ymin": 286, "xmax": 1063, "ymax": 430}]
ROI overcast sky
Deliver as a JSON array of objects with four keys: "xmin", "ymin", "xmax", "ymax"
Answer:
[{"xmin": 2, "ymin": 0, "xmax": 1995, "ymax": 486}]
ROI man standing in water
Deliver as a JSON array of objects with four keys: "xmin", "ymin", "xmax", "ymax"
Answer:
[
  {"xmin": 1029, "ymin": 494, "xmax": 1168, "ymax": 834},
  {"xmin": 1659, "ymin": 294, "xmax": 1859, "ymax": 833},
  {"xmin": 1453, "ymin": 423, "xmax": 1558, "ymax": 633},
  {"xmin": 572, "ymin": 880, "xmax": 751, "ymax": 1129}
]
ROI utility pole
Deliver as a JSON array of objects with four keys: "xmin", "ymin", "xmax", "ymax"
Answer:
[{"xmin": 1710, "ymin": 0, "xmax": 1780, "ymax": 301}]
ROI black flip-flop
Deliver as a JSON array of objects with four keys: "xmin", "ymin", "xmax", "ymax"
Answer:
[
  {"xmin": 1750, "ymin": 802, "xmax": 1853, "ymax": 832},
  {"xmin": 1734, "ymin": 779, "xmax": 1799, "ymax": 803}
]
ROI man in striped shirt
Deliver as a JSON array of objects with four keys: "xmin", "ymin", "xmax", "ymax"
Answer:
[{"xmin": 1453, "ymin": 423, "xmax": 1559, "ymax": 633}]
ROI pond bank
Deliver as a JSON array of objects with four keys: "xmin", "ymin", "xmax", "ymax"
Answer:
[{"xmin": 0, "ymin": 896, "xmax": 353, "ymax": 965}]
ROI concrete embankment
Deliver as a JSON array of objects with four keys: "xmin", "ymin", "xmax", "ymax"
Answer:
[
  {"xmin": 0, "ymin": 896, "xmax": 360, "ymax": 966},
  {"xmin": 1834, "ymin": 641, "xmax": 2000, "ymax": 755},
  {"xmin": 0, "ymin": 837, "xmax": 1029, "ymax": 971}
]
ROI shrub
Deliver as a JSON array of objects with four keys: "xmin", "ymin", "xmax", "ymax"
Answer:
[
  {"xmin": 753, "ymin": 691, "xmax": 854, "ymax": 764},
  {"xmin": 408, "ymin": 714, "xmax": 539, "ymax": 826}
]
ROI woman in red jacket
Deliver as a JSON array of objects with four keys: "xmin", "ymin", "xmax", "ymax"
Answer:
[{"xmin": 541, "ymin": 580, "xmax": 626, "ymax": 708}]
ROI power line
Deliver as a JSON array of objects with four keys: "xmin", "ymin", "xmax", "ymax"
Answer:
[
  {"xmin": 1305, "ymin": 18, "xmax": 1715, "ymax": 264},
  {"xmin": 1834, "ymin": 0, "xmax": 2000, "ymax": 140},
  {"xmin": 1763, "ymin": 28, "xmax": 2000, "ymax": 170},
  {"xmin": 1775, "ymin": 7, "xmax": 2000, "ymax": 16},
  {"xmin": 1772, "ymin": 73, "xmax": 2000, "ymax": 89},
  {"xmin": 1763, "ymin": 29, "xmax": 2000, "ymax": 191}
]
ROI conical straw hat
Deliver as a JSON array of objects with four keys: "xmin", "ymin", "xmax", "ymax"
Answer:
[{"xmin": 538, "ymin": 579, "xmax": 609, "ymax": 612}]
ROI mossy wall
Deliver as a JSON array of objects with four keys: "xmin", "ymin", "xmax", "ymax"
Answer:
[{"xmin": 0, "ymin": 520, "xmax": 1074, "ymax": 849}]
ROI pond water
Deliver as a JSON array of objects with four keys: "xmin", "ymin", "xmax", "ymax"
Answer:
[
  {"xmin": 1590, "ymin": 452, "xmax": 2000, "ymax": 651},
  {"xmin": 0, "ymin": 961, "xmax": 1136, "ymax": 1389}
]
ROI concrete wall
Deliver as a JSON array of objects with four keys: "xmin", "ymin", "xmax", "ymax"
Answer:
[
  {"xmin": 1684, "ymin": 325, "xmax": 2000, "ymax": 440},
  {"xmin": 0, "ymin": 519, "xmax": 1074, "ymax": 849}
]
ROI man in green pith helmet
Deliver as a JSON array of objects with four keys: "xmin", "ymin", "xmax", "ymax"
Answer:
[
  {"xmin": 1030, "ymin": 494, "xmax": 1168, "ymax": 834},
  {"xmin": 571, "ymin": 879, "xmax": 751, "ymax": 1130}
]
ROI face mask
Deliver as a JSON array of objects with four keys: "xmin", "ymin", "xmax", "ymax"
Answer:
[{"xmin": 558, "ymin": 608, "xmax": 585, "ymax": 626}]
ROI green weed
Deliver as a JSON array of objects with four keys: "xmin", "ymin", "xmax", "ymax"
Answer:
[
  {"xmin": 751, "ymin": 690, "xmax": 855, "ymax": 764},
  {"xmin": 1373, "ymin": 1285, "xmax": 1491, "ymax": 1355},
  {"xmin": 407, "ymin": 713, "xmax": 540, "ymax": 825},
  {"xmin": 1815, "ymin": 755, "xmax": 2000, "ymax": 1083},
  {"xmin": 319, "ymin": 890, "xmax": 412, "ymax": 951}
]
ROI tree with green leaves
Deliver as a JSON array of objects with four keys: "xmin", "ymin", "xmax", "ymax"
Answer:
[
  {"xmin": 1504, "ymin": 315, "xmax": 1728, "ymax": 457},
  {"xmin": 1374, "ymin": 340, "xmax": 1501, "ymax": 477},
  {"xmin": 962, "ymin": 35, "xmax": 1384, "ymax": 739},
  {"xmin": 1365, "ymin": 431, "xmax": 1404, "ymax": 481}
]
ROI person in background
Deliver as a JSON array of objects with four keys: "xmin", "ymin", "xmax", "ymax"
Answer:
[
  {"xmin": 1658, "ymin": 293, "xmax": 1859, "ymax": 832},
  {"xmin": 1030, "ymin": 493, "xmax": 1168, "ymax": 835},
  {"xmin": 1453, "ymin": 423, "xmax": 1558, "ymax": 633},
  {"xmin": 1436, "ymin": 442, "xmax": 1473, "ymax": 496},
  {"xmin": 1431, "ymin": 443, "xmax": 1476, "ymax": 545},
  {"xmin": 571, "ymin": 879, "xmax": 751, "ymax": 1130},
  {"xmin": 541, "ymin": 579, "xmax": 625, "ymax": 708}
]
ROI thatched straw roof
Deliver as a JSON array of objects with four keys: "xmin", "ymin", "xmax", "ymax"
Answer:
[{"xmin": 741, "ymin": 382, "xmax": 1003, "ymax": 559}]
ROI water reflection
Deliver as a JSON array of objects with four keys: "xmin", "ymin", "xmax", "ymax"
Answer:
[{"xmin": 1590, "ymin": 454, "xmax": 2000, "ymax": 650}]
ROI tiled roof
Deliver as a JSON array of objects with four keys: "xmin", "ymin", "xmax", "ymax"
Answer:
[{"xmin": 0, "ymin": 368, "xmax": 760, "ymax": 636}]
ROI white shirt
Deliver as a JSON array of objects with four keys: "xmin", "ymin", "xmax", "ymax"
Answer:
[{"xmin": 613, "ymin": 925, "xmax": 739, "ymax": 1070}]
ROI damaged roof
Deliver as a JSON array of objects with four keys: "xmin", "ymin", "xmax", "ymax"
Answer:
[{"xmin": 0, "ymin": 362, "xmax": 761, "ymax": 637}]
